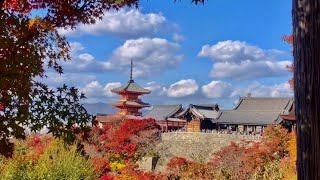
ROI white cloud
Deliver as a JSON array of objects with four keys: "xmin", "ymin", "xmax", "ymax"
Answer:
[
  {"xmin": 210, "ymin": 60, "xmax": 291, "ymax": 80},
  {"xmin": 231, "ymin": 82, "xmax": 293, "ymax": 97},
  {"xmin": 38, "ymin": 72, "xmax": 96, "ymax": 88},
  {"xmin": 70, "ymin": 42, "xmax": 85, "ymax": 55},
  {"xmin": 172, "ymin": 33, "xmax": 184, "ymax": 42},
  {"xmin": 105, "ymin": 38, "xmax": 183, "ymax": 77},
  {"xmin": 59, "ymin": 39, "xmax": 183, "ymax": 77},
  {"xmin": 167, "ymin": 79, "xmax": 199, "ymax": 98},
  {"xmin": 198, "ymin": 40, "xmax": 291, "ymax": 80},
  {"xmin": 60, "ymin": 42, "xmax": 106, "ymax": 73},
  {"xmin": 202, "ymin": 81, "xmax": 233, "ymax": 98},
  {"xmin": 59, "ymin": 9, "xmax": 169, "ymax": 39},
  {"xmin": 144, "ymin": 81, "xmax": 167, "ymax": 96},
  {"xmin": 78, "ymin": 81, "xmax": 123, "ymax": 103},
  {"xmin": 82, "ymin": 81, "xmax": 104, "ymax": 99},
  {"xmin": 103, "ymin": 82, "xmax": 122, "ymax": 97},
  {"xmin": 79, "ymin": 53, "xmax": 95, "ymax": 61},
  {"xmin": 199, "ymin": 40, "xmax": 271, "ymax": 63}
]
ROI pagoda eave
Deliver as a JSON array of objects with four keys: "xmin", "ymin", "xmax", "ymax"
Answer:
[
  {"xmin": 111, "ymin": 101, "xmax": 151, "ymax": 108},
  {"xmin": 111, "ymin": 90, "xmax": 151, "ymax": 95}
]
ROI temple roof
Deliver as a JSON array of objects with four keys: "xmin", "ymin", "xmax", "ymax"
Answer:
[
  {"xmin": 216, "ymin": 110, "xmax": 282, "ymax": 125},
  {"xmin": 110, "ymin": 79, "xmax": 151, "ymax": 94},
  {"xmin": 143, "ymin": 104, "xmax": 182, "ymax": 121},
  {"xmin": 177, "ymin": 104, "xmax": 220, "ymax": 120},
  {"xmin": 216, "ymin": 97, "xmax": 294, "ymax": 125},
  {"xmin": 280, "ymin": 104, "xmax": 295, "ymax": 121},
  {"xmin": 233, "ymin": 97, "xmax": 293, "ymax": 112},
  {"xmin": 111, "ymin": 101, "xmax": 151, "ymax": 108}
]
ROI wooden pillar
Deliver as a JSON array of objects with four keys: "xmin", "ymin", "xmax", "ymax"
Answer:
[{"xmin": 166, "ymin": 121, "xmax": 168, "ymax": 132}]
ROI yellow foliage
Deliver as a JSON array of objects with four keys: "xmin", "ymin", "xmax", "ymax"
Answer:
[
  {"xmin": 110, "ymin": 161, "xmax": 126, "ymax": 172},
  {"xmin": 28, "ymin": 16, "xmax": 53, "ymax": 31},
  {"xmin": 288, "ymin": 131, "xmax": 297, "ymax": 162},
  {"xmin": 282, "ymin": 131, "xmax": 297, "ymax": 180},
  {"xmin": 28, "ymin": 16, "xmax": 41, "ymax": 28}
]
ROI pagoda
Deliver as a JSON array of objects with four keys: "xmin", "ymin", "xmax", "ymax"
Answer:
[{"xmin": 110, "ymin": 61, "xmax": 151, "ymax": 116}]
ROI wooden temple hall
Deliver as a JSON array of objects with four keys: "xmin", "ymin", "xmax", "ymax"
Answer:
[
  {"xmin": 142, "ymin": 97, "xmax": 295, "ymax": 134},
  {"xmin": 95, "ymin": 60, "xmax": 295, "ymax": 133}
]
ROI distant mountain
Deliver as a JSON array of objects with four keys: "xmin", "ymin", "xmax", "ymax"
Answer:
[{"xmin": 83, "ymin": 102, "xmax": 117, "ymax": 115}]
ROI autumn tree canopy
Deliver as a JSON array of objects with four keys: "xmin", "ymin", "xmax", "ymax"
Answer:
[{"xmin": 0, "ymin": 0, "xmax": 141, "ymax": 156}]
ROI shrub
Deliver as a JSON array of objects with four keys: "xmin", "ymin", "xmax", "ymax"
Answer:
[
  {"xmin": 0, "ymin": 138, "xmax": 99, "ymax": 180},
  {"xmin": 89, "ymin": 119, "xmax": 161, "ymax": 162},
  {"xmin": 29, "ymin": 139, "xmax": 98, "ymax": 180}
]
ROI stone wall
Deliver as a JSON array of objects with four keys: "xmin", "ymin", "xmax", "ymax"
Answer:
[{"xmin": 154, "ymin": 132, "xmax": 261, "ymax": 171}]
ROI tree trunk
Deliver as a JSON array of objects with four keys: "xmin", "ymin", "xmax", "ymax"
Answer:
[{"xmin": 293, "ymin": 0, "xmax": 320, "ymax": 179}]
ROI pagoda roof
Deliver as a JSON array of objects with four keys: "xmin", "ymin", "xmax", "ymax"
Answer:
[
  {"xmin": 110, "ymin": 80, "xmax": 151, "ymax": 94},
  {"xmin": 111, "ymin": 101, "xmax": 151, "ymax": 108}
]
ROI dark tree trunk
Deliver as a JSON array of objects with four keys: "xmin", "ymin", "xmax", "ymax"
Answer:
[{"xmin": 293, "ymin": 0, "xmax": 320, "ymax": 179}]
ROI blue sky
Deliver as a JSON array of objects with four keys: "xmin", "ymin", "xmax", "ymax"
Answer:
[{"xmin": 45, "ymin": 0, "xmax": 293, "ymax": 110}]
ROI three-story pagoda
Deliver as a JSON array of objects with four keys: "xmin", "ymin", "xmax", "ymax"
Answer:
[{"xmin": 110, "ymin": 61, "xmax": 151, "ymax": 116}]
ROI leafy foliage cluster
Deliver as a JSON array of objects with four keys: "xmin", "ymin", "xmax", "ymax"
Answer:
[
  {"xmin": 0, "ymin": 135, "xmax": 98, "ymax": 179},
  {"xmin": 282, "ymin": 34, "xmax": 294, "ymax": 88},
  {"xmin": 89, "ymin": 118, "xmax": 161, "ymax": 162}
]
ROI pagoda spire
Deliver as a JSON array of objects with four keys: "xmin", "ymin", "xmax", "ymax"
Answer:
[{"xmin": 130, "ymin": 59, "xmax": 133, "ymax": 80}]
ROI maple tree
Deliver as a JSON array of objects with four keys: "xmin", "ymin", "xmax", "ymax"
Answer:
[
  {"xmin": 89, "ymin": 118, "xmax": 161, "ymax": 163},
  {"xmin": 0, "ymin": 0, "xmax": 142, "ymax": 156}
]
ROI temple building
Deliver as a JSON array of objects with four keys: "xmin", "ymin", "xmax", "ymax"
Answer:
[
  {"xmin": 143, "ymin": 104, "xmax": 185, "ymax": 132},
  {"xmin": 215, "ymin": 97, "xmax": 294, "ymax": 134},
  {"xmin": 176, "ymin": 104, "xmax": 221, "ymax": 132},
  {"xmin": 279, "ymin": 104, "xmax": 296, "ymax": 132},
  {"xmin": 110, "ymin": 60, "xmax": 151, "ymax": 116}
]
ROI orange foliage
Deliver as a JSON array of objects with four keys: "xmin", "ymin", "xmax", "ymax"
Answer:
[
  {"xmin": 282, "ymin": 34, "xmax": 294, "ymax": 88},
  {"xmin": 282, "ymin": 35, "xmax": 293, "ymax": 45},
  {"xmin": 282, "ymin": 131, "xmax": 297, "ymax": 180},
  {"xmin": 92, "ymin": 157, "xmax": 111, "ymax": 175}
]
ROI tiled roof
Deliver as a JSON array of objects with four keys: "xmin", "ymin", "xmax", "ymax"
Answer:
[
  {"xmin": 279, "ymin": 104, "xmax": 295, "ymax": 121},
  {"xmin": 234, "ymin": 97, "xmax": 293, "ymax": 112},
  {"xmin": 143, "ymin": 104, "xmax": 182, "ymax": 121},
  {"xmin": 216, "ymin": 97, "xmax": 294, "ymax": 125},
  {"xmin": 177, "ymin": 104, "xmax": 220, "ymax": 120},
  {"xmin": 111, "ymin": 80, "xmax": 151, "ymax": 94},
  {"xmin": 111, "ymin": 101, "xmax": 150, "ymax": 107},
  {"xmin": 216, "ymin": 110, "xmax": 282, "ymax": 125}
]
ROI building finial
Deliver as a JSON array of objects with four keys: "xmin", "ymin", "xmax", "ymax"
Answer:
[{"xmin": 130, "ymin": 59, "xmax": 133, "ymax": 80}]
